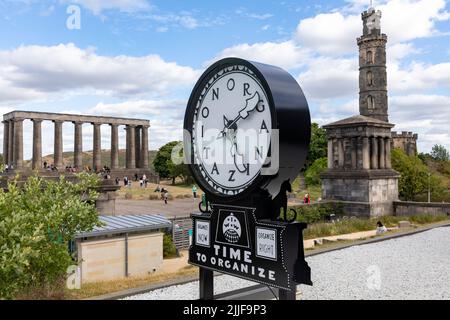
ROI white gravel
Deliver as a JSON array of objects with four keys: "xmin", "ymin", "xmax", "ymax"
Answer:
[
  {"xmin": 299, "ymin": 226, "xmax": 450, "ymax": 300},
  {"xmin": 123, "ymin": 227, "xmax": 450, "ymax": 300}
]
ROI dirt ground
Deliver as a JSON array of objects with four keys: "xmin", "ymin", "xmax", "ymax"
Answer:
[{"xmin": 115, "ymin": 198, "xmax": 199, "ymax": 217}]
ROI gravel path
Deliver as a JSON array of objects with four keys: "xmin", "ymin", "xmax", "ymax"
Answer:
[{"xmin": 123, "ymin": 227, "xmax": 450, "ymax": 300}]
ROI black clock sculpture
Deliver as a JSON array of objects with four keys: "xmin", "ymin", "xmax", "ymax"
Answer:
[{"xmin": 184, "ymin": 57, "xmax": 312, "ymax": 300}]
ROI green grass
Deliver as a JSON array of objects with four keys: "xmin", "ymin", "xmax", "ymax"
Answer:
[{"xmin": 303, "ymin": 214, "xmax": 450, "ymax": 240}]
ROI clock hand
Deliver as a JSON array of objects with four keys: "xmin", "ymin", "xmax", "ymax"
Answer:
[{"xmin": 225, "ymin": 91, "xmax": 261, "ymax": 130}]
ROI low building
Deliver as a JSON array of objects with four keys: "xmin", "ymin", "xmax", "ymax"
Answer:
[{"xmin": 74, "ymin": 214, "xmax": 171, "ymax": 284}]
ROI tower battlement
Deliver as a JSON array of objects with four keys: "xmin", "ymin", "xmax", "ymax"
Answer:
[{"xmin": 391, "ymin": 131, "xmax": 418, "ymax": 156}]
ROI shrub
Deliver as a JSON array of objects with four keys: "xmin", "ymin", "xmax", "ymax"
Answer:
[
  {"xmin": 125, "ymin": 193, "xmax": 133, "ymax": 199},
  {"xmin": 148, "ymin": 194, "xmax": 159, "ymax": 200},
  {"xmin": 287, "ymin": 202, "xmax": 344, "ymax": 224},
  {"xmin": 163, "ymin": 234, "xmax": 178, "ymax": 258},
  {"xmin": 304, "ymin": 157, "xmax": 328, "ymax": 186},
  {"xmin": 0, "ymin": 173, "xmax": 100, "ymax": 299}
]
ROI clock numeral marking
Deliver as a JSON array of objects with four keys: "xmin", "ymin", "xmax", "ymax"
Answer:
[
  {"xmin": 227, "ymin": 78, "xmax": 235, "ymax": 91},
  {"xmin": 212, "ymin": 87, "xmax": 219, "ymax": 100},
  {"xmin": 260, "ymin": 120, "xmax": 269, "ymax": 133},
  {"xmin": 202, "ymin": 107, "xmax": 210, "ymax": 118},
  {"xmin": 228, "ymin": 170, "xmax": 236, "ymax": 182},
  {"xmin": 211, "ymin": 162, "xmax": 219, "ymax": 175},
  {"xmin": 243, "ymin": 83, "xmax": 251, "ymax": 96},
  {"xmin": 203, "ymin": 147, "xmax": 210, "ymax": 159},
  {"xmin": 255, "ymin": 146, "xmax": 264, "ymax": 160},
  {"xmin": 201, "ymin": 125, "xmax": 204, "ymax": 137},
  {"xmin": 256, "ymin": 101, "xmax": 265, "ymax": 112},
  {"xmin": 243, "ymin": 163, "xmax": 250, "ymax": 176}
]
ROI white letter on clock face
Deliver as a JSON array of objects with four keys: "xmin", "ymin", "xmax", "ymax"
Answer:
[{"xmin": 192, "ymin": 68, "xmax": 272, "ymax": 194}]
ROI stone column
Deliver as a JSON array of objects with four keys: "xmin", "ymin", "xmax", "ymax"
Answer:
[
  {"xmin": 8, "ymin": 120, "xmax": 14, "ymax": 166},
  {"xmin": 110, "ymin": 124, "xmax": 119, "ymax": 169},
  {"xmin": 141, "ymin": 125, "xmax": 149, "ymax": 169},
  {"xmin": 93, "ymin": 123, "xmax": 102, "ymax": 172},
  {"xmin": 338, "ymin": 138, "xmax": 344, "ymax": 168},
  {"xmin": 384, "ymin": 137, "xmax": 392, "ymax": 169},
  {"xmin": 125, "ymin": 126, "xmax": 130, "ymax": 168},
  {"xmin": 135, "ymin": 126, "xmax": 141, "ymax": 168},
  {"xmin": 2, "ymin": 121, "xmax": 9, "ymax": 165},
  {"xmin": 362, "ymin": 137, "xmax": 370, "ymax": 169},
  {"xmin": 54, "ymin": 120, "xmax": 64, "ymax": 169},
  {"xmin": 13, "ymin": 118, "xmax": 24, "ymax": 169},
  {"xmin": 74, "ymin": 122, "xmax": 83, "ymax": 169},
  {"xmin": 378, "ymin": 137, "xmax": 385, "ymax": 169},
  {"xmin": 126, "ymin": 125, "xmax": 136, "ymax": 169},
  {"xmin": 356, "ymin": 137, "xmax": 363, "ymax": 169},
  {"xmin": 327, "ymin": 139, "xmax": 333, "ymax": 169},
  {"xmin": 351, "ymin": 137, "xmax": 357, "ymax": 169},
  {"xmin": 32, "ymin": 119, "xmax": 42, "ymax": 170},
  {"xmin": 370, "ymin": 136, "xmax": 378, "ymax": 169}
]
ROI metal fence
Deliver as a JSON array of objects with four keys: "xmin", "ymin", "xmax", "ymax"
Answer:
[{"xmin": 169, "ymin": 216, "xmax": 192, "ymax": 250}]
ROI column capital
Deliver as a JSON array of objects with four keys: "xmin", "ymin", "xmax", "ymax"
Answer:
[
  {"xmin": 31, "ymin": 118, "xmax": 43, "ymax": 123},
  {"xmin": 72, "ymin": 121, "xmax": 84, "ymax": 125},
  {"xmin": 53, "ymin": 119, "xmax": 64, "ymax": 124},
  {"xmin": 12, "ymin": 118, "xmax": 25, "ymax": 123}
]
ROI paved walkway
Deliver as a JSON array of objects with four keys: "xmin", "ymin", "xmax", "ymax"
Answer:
[{"xmin": 115, "ymin": 198, "xmax": 199, "ymax": 218}]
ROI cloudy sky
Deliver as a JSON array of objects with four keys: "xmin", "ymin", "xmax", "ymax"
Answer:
[{"xmin": 0, "ymin": 0, "xmax": 449, "ymax": 159}]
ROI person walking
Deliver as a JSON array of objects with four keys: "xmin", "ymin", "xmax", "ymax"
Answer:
[
  {"xmin": 192, "ymin": 184, "xmax": 198, "ymax": 198},
  {"xmin": 163, "ymin": 190, "xmax": 169, "ymax": 204}
]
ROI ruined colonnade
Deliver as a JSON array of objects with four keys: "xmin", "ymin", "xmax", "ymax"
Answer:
[{"xmin": 2, "ymin": 111, "xmax": 150, "ymax": 171}]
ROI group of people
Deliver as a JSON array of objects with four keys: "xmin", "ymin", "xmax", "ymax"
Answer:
[{"xmin": 119, "ymin": 174, "xmax": 149, "ymax": 188}]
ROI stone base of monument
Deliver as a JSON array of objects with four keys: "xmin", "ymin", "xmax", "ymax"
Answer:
[{"xmin": 321, "ymin": 168, "xmax": 400, "ymax": 217}]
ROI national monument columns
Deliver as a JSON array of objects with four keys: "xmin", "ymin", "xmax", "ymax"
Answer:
[{"xmin": 2, "ymin": 111, "xmax": 151, "ymax": 172}]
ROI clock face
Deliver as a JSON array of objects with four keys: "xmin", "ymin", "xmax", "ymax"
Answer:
[{"xmin": 189, "ymin": 64, "xmax": 273, "ymax": 196}]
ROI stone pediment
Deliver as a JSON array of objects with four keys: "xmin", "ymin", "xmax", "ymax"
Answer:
[{"xmin": 323, "ymin": 115, "xmax": 394, "ymax": 129}]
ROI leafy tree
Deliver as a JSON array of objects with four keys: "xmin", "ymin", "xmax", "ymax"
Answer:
[
  {"xmin": 391, "ymin": 148, "xmax": 443, "ymax": 201},
  {"xmin": 305, "ymin": 123, "xmax": 327, "ymax": 169},
  {"xmin": 0, "ymin": 173, "xmax": 100, "ymax": 299},
  {"xmin": 430, "ymin": 144, "xmax": 450, "ymax": 162},
  {"xmin": 154, "ymin": 141, "xmax": 193, "ymax": 184},
  {"xmin": 304, "ymin": 157, "xmax": 328, "ymax": 186},
  {"xmin": 153, "ymin": 141, "xmax": 180, "ymax": 180}
]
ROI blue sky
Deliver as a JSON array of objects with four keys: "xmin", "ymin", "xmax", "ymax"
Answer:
[{"xmin": 0, "ymin": 0, "xmax": 449, "ymax": 159}]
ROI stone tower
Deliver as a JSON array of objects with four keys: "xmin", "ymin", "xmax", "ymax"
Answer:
[
  {"xmin": 357, "ymin": 8, "xmax": 388, "ymax": 122},
  {"xmin": 320, "ymin": 6, "xmax": 399, "ymax": 217}
]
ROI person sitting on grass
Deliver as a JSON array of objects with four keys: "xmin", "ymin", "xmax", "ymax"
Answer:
[{"xmin": 376, "ymin": 221, "xmax": 387, "ymax": 235}]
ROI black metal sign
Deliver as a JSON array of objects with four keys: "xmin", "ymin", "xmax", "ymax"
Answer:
[{"xmin": 189, "ymin": 204, "xmax": 311, "ymax": 291}]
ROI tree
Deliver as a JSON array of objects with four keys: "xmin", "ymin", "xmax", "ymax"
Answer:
[
  {"xmin": 391, "ymin": 148, "xmax": 443, "ymax": 201},
  {"xmin": 154, "ymin": 141, "xmax": 180, "ymax": 180},
  {"xmin": 306, "ymin": 123, "xmax": 327, "ymax": 169},
  {"xmin": 0, "ymin": 173, "xmax": 100, "ymax": 299},
  {"xmin": 304, "ymin": 157, "xmax": 327, "ymax": 186},
  {"xmin": 153, "ymin": 141, "xmax": 193, "ymax": 184},
  {"xmin": 430, "ymin": 144, "xmax": 450, "ymax": 162}
]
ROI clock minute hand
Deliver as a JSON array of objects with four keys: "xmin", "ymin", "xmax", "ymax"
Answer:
[{"xmin": 225, "ymin": 91, "xmax": 261, "ymax": 130}]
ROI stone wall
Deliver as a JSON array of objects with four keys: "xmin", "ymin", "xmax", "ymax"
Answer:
[{"xmin": 394, "ymin": 201, "xmax": 450, "ymax": 216}]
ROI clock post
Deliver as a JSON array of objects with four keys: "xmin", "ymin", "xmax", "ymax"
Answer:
[{"xmin": 184, "ymin": 58, "xmax": 312, "ymax": 300}]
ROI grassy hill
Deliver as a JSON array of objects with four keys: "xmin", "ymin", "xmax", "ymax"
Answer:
[{"xmin": 20, "ymin": 149, "xmax": 157, "ymax": 170}]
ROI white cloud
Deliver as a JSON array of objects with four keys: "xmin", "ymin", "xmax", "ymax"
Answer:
[
  {"xmin": 298, "ymin": 56, "xmax": 358, "ymax": 100},
  {"xmin": 295, "ymin": 0, "xmax": 450, "ymax": 55},
  {"xmin": 70, "ymin": 0, "xmax": 151, "ymax": 15},
  {"xmin": 208, "ymin": 40, "xmax": 309, "ymax": 70},
  {"xmin": 89, "ymin": 99, "xmax": 185, "ymax": 119},
  {"xmin": 0, "ymin": 43, "xmax": 199, "ymax": 103},
  {"xmin": 390, "ymin": 94, "xmax": 450, "ymax": 152},
  {"xmin": 295, "ymin": 12, "xmax": 360, "ymax": 55}
]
